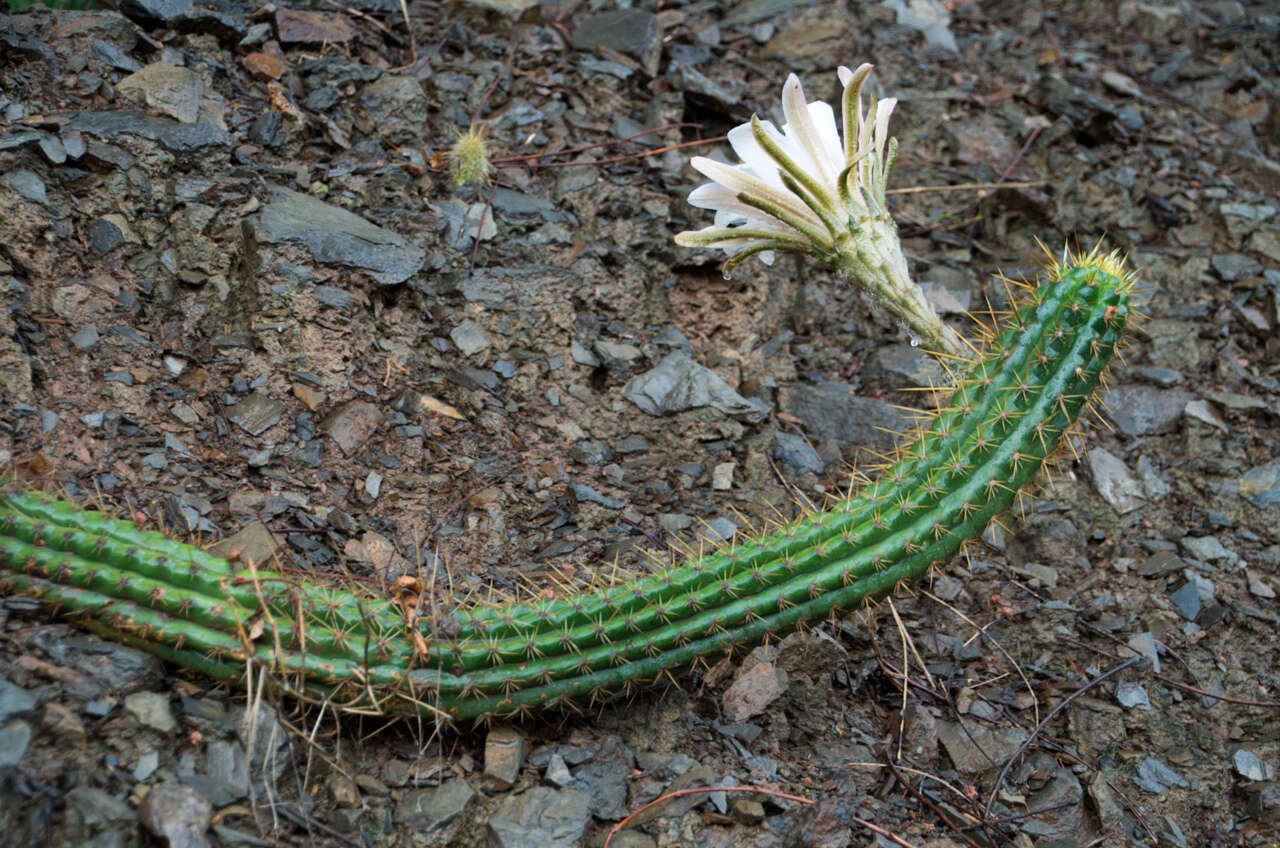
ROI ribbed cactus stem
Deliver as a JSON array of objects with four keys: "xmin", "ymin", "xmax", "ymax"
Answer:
[{"xmin": 0, "ymin": 256, "xmax": 1132, "ymax": 721}]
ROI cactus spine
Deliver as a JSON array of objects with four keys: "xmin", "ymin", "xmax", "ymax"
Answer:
[{"xmin": 0, "ymin": 255, "xmax": 1132, "ymax": 722}]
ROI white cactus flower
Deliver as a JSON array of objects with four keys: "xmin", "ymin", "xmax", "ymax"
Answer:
[{"xmin": 675, "ymin": 65, "xmax": 964, "ymax": 356}]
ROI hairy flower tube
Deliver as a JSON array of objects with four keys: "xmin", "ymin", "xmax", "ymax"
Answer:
[{"xmin": 675, "ymin": 65, "xmax": 965, "ymax": 357}]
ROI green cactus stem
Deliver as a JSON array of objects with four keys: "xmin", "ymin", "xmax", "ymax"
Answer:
[{"xmin": 0, "ymin": 253, "xmax": 1133, "ymax": 722}]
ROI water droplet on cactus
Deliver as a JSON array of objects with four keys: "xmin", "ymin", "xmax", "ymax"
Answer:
[
  {"xmin": 910, "ymin": 337, "xmax": 920, "ymax": 347},
  {"xmin": 722, "ymin": 271, "xmax": 733, "ymax": 281}
]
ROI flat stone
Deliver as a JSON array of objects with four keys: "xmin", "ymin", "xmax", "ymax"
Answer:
[
  {"xmin": 1181, "ymin": 535, "xmax": 1229, "ymax": 561},
  {"xmin": 1234, "ymin": 750, "xmax": 1271, "ymax": 782},
  {"xmin": 207, "ymin": 520, "xmax": 279, "ymax": 568},
  {"xmin": 319, "ymin": 400, "xmax": 384, "ymax": 455},
  {"xmin": 1169, "ymin": 582, "xmax": 1201, "ymax": 621},
  {"xmin": 116, "ymin": 63, "xmax": 204, "ymax": 124},
  {"xmin": 484, "ymin": 726, "xmax": 529, "ymax": 790},
  {"xmin": 360, "ymin": 75, "xmax": 429, "ymax": 139},
  {"xmin": 571, "ymin": 735, "xmax": 632, "ymax": 821},
  {"xmin": 1088, "ymin": 447, "xmax": 1144, "ymax": 514},
  {"xmin": 0, "ymin": 678, "xmax": 35, "ymax": 722},
  {"xmin": 773, "ymin": 431, "xmax": 824, "ymax": 473},
  {"xmin": 1101, "ymin": 384, "xmax": 1192, "ymax": 436},
  {"xmin": 624, "ymin": 352, "xmax": 764, "ymax": 421},
  {"xmin": 225, "ymin": 393, "xmax": 286, "ymax": 436},
  {"xmin": 138, "ymin": 783, "xmax": 213, "ymax": 848},
  {"xmin": 1133, "ymin": 756, "xmax": 1189, "ymax": 793},
  {"xmin": 937, "ymin": 720, "xmax": 1029, "ymax": 773},
  {"xmin": 275, "ymin": 8, "xmax": 356, "ymax": 43},
  {"xmin": 866, "ymin": 343, "xmax": 946, "ymax": 388},
  {"xmin": 487, "ymin": 786, "xmax": 591, "ymax": 848},
  {"xmin": 450, "ymin": 319, "xmax": 491, "ymax": 356},
  {"xmin": 396, "ymin": 780, "xmax": 476, "ymax": 830},
  {"xmin": 1115, "ymin": 681, "xmax": 1150, "ymax": 710},
  {"xmin": 1239, "ymin": 460, "xmax": 1280, "ymax": 508},
  {"xmin": 0, "ymin": 167, "xmax": 48, "ymax": 204},
  {"xmin": 778, "ymin": 381, "xmax": 909, "ymax": 451},
  {"xmin": 66, "ymin": 786, "xmax": 137, "ymax": 829},
  {"xmin": 722, "ymin": 662, "xmax": 788, "ymax": 722},
  {"xmin": 117, "ymin": 0, "xmax": 193, "ymax": 25},
  {"xmin": 0, "ymin": 720, "xmax": 32, "ymax": 769},
  {"xmin": 254, "ymin": 185, "xmax": 425, "ymax": 285},
  {"xmin": 125, "ymin": 691, "xmax": 177, "ymax": 732},
  {"xmin": 571, "ymin": 10, "xmax": 661, "ymax": 73}
]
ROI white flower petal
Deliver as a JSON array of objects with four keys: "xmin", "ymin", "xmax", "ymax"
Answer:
[
  {"xmin": 728, "ymin": 121, "xmax": 788, "ymax": 191},
  {"xmin": 690, "ymin": 156, "xmax": 823, "ymax": 229},
  {"xmin": 804, "ymin": 100, "xmax": 843, "ymax": 181},
  {"xmin": 780, "ymin": 74, "xmax": 831, "ymax": 184},
  {"xmin": 874, "ymin": 98, "xmax": 897, "ymax": 161}
]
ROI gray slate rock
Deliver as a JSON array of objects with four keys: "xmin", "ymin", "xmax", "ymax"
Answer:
[
  {"xmin": 0, "ymin": 679, "xmax": 35, "ymax": 722},
  {"xmin": 254, "ymin": 185, "xmax": 425, "ymax": 285},
  {"xmin": 1169, "ymin": 582, "xmax": 1201, "ymax": 621},
  {"xmin": 625, "ymin": 353, "xmax": 765, "ymax": 421},
  {"xmin": 1239, "ymin": 460, "xmax": 1280, "ymax": 508},
  {"xmin": 396, "ymin": 780, "xmax": 476, "ymax": 830},
  {"xmin": 777, "ymin": 382, "xmax": 907, "ymax": 450},
  {"xmin": 225, "ymin": 393, "xmax": 286, "ymax": 437},
  {"xmin": 138, "ymin": 783, "xmax": 213, "ymax": 848},
  {"xmin": 0, "ymin": 720, "xmax": 32, "ymax": 769},
  {"xmin": 0, "ymin": 168, "xmax": 48, "ymax": 204},
  {"xmin": 1115, "ymin": 681, "xmax": 1151, "ymax": 710},
  {"xmin": 572, "ymin": 735, "xmax": 632, "ymax": 821},
  {"xmin": 773, "ymin": 432, "xmax": 823, "ymax": 473},
  {"xmin": 64, "ymin": 110, "xmax": 231, "ymax": 155},
  {"xmin": 1234, "ymin": 750, "xmax": 1272, "ymax": 782},
  {"xmin": 571, "ymin": 10, "xmax": 661, "ymax": 74},
  {"xmin": 487, "ymin": 786, "xmax": 591, "ymax": 848},
  {"xmin": 1102, "ymin": 384, "xmax": 1192, "ymax": 436},
  {"xmin": 118, "ymin": 0, "xmax": 194, "ymax": 24},
  {"xmin": 1133, "ymin": 757, "xmax": 1189, "ymax": 793},
  {"xmin": 1088, "ymin": 447, "xmax": 1144, "ymax": 513},
  {"xmin": 937, "ymin": 720, "xmax": 1029, "ymax": 773}
]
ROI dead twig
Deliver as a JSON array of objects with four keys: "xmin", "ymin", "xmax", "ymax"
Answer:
[
  {"xmin": 1154, "ymin": 673, "xmax": 1280, "ymax": 708},
  {"xmin": 983, "ymin": 655, "xmax": 1140, "ymax": 819}
]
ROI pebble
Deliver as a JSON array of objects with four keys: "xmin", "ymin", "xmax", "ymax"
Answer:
[
  {"xmin": 0, "ymin": 677, "xmax": 36, "ymax": 721},
  {"xmin": 1133, "ymin": 756, "xmax": 1190, "ymax": 793},
  {"xmin": 125, "ymin": 691, "xmax": 177, "ymax": 733},
  {"xmin": 319, "ymin": 400, "xmax": 384, "ymax": 455},
  {"xmin": 71, "ymin": 323, "xmax": 100, "ymax": 350},
  {"xmin": 773, "ymin": 431, "xmax": 824, "ymax": 473},
  {"xmin": 225, "ymin": 393, "xmax": 286, "ymax": 437},
  {"xmin": 937, "ymin": 720, "xmax": 1029, "ymax": 773},
  {"xmin": 722, "ymin": 661, "xmax": 788, "ymax": 722},
  {"xmin": 486, "ymin": 786, "xmax": 591, "ymax": 848},
  {"xmin": 0, "ymin": 720, "xmax": 32, "ymax": 769},
  {"xmin": 624, "ymin": 352, "xmax": 764, "ymax": 421},
  {"xmin": 571, "ymin": 734, "xmax": 632, "ymax": 820},
  {"xmin": 1088, "ymin": 447, "xmax": 1144, "ymax": 514},
  {"xmin": 1233, "ymin": 750, "xmax": 1272, "ymax": 782},
  {"xmin": 450, "ymin": 319, "xmax": 491, "ymax": 356},
  {"xmin": 484, "ymin": 726, "xmax": 529, "ymax": 791},
  {"xmin": 569, "ymin": 482, "xmax": 621, "ymax": 510},
  {"xmin": 396, "ymin": 780, "xmax": 476, "ymax": 830},
  {"xmin": 138, "ymin": 782, "xmax": 214, "ymax": 848},
  {"xmin": 1102, "ymin": 385, "xmax": 1192, "ymax": 436},
  {"xmin": 1116, "ymin": 681, "xmax": 1151, "ymax": 710},
  {"xmin": 1239, "ymin": 460, "xmax": 1280, "ymax": 508},
  {"xmin": 545, "ymin": 752, "xmax": 573, "ymax": 788}
]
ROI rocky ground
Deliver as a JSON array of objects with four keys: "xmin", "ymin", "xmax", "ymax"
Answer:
[{"xmin": 1, "ymin": 0, "xmax": 1279, "ymax": 846}]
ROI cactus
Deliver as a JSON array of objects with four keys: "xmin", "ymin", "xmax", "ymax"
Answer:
[{"xmin": 0, "ymin": 253, "xmax": 1132, "ymax": 722}]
